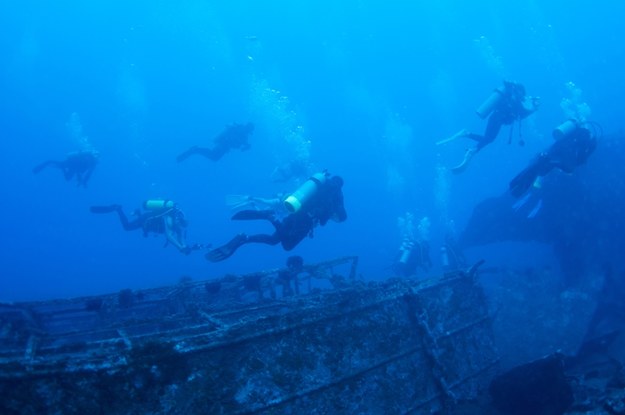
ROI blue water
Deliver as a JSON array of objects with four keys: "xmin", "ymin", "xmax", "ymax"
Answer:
[{"xmin": 1, "ymin": 1, "xmax": 623, "ymax": 302}]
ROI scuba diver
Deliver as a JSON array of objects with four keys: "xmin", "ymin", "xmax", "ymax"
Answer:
[
  {"xmin": 176, "ymin": 122, "xmax": 254, "ymax": 162},
  {"xmin": 90, "ymin": 199, "xmax": 201, "ymax": 255},
  {"xmin": 443, "ymin": 81, "xmax": 540, "ymax": 174},
  {"xmin": 392, "ymin": 214, "xmax": 432, "ymax": 277},
  {"xmin": 393, "ymin": 237, "xmax": 432, "ymax": 277},
  {"xmin": 32, "ymin": 149, "xmax": 99, "ymax": 188},
  {"xmin": 206, "ymin": 171, "xmax": 347, "ymax": 262},
  {"xmin": 509, "ymin": 120, "xmax": 598, "ymax": 198}
]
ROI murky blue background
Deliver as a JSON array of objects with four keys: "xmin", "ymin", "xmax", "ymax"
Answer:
[{"xmin": 1, "ymin": 1, "xmax": 623, "ymax": 301}]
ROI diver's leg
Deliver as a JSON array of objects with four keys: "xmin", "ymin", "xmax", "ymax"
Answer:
[
  {"xmin": 193, "ymin": 147, "xmax": 217, "ymax": 159},
  {"xmin": 32, "ymin": 160, "xmax": 59, "ymax": 174},
  {"xmin": 464, "ymin": 133, "xmax": 485, "ymax": 143},
  {"xmin": 176, "ymin": 146, "xmax": 200, "ymax": 163},
  {"xmin": 117, "ymin": 209, "xmax": 143, "ymax": 231},
  {"xmin": 277, "ymin": 214, "xmax": 313, "ymax": 251},
  {"xmin": 477, "ymin": 112, "xmax": 504, "ymax": 150},
  {"xmin": 90, "ymin": 205, "xmax": 141, "ymax": 230},
  {"xmin": 247, "ymin": 233, "xmax": 281, "ymax": 245},
  {"xmin": 451, "ymin": 115, "xmax": 503, "ymax": 174},
  {"xmin": 203, "ymin": 146, "xmax": 226, "ymax": 161}
]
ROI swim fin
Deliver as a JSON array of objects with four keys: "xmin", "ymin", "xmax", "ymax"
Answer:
[
  {"xmin": 512, "ymin": 192, "xmax": 532, "ymax": 212},
  {"xmin": 451, "ymin": 147, "xmax": 476, "ymax": 174},
  {"xmin": 205, "ymin": 233, "xmax": 248, "ymax": 262},
  {"xmin": 225, "ymin": 194, "xmax": 253, "ymax": 211},
  {"xmin": 436, "ymin": 129, "xmax": 468, "ymax": 146},
  {"xmin": 527, "ymin": 199, "xmax": 543, "ymax": 219}
]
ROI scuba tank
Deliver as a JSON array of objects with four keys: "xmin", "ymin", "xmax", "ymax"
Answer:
[
  {"xmin": 393, "ymin": 238, "xmax": 414, "ymax": 277},
  {"xmin": 552, "ymin": 119, "xmax": 579, "ymax": 140},
  {"xmin": 398, "ymin": 239, "xmax": 414, "ymax": 266},
  {"xmin": 284, "ymin": 172, "xmax": 328, "ymax": 213},
  {"xmin": 476, "ymin": 86, "xmax": 505, "ymax": 119},
  {"xmin": 441, "ymin": 245, "xmax": 450, "ymax": 271},
  {"xmin": 143, "ymin": 199, "xmax": 175, "ymax": 210}
]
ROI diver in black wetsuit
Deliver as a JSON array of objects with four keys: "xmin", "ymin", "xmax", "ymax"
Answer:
[
  {"xmin": 176, "ymin": 122, "xmax": 254, "ymax": 162},
  {"xmin": 90, "ymin": 200, "xmax": 201, "ymax": 255},
  {"xmin": 206, "ymin": 172, "xmax": 347, "ymax": 262},
  {"xmin": 509, "ymin": 121, "xmax": 597, "ymax": 198},
  {"xmin": 32, "ymin": 149, "xmax": 99, "ymax": 187},
  {"xmin": 449, "ymin": 81, "xmax": 540, "ymax": 174}
]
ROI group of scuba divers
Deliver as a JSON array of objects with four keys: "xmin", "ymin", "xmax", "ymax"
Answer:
[
  {"xmin": 33, "ymin": 80, "xmax": 598, "ymax": 276},
  {"xmin": 392, "ymin": 80, "xmax": 599, "ymax": 278},
  {"xmin": 444, "ymin": 80, "xmax": 597, "ymax": 182},
  {"xmin": 33, "ymin": 122, "xmax": 347, "ymax": 261}
]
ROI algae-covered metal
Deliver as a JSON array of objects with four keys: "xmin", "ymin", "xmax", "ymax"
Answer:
[{"xmin": 0, "ymin": 257, "xmax": 497, "ymax": 414}]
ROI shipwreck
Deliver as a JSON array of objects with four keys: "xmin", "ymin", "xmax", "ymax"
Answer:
[{"xmin": 0, "ymin": 256, "xmax": 500, "ymax": 414}]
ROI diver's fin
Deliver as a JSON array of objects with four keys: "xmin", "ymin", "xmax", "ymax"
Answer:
[
  {"xmin": 231, "ymin": 210, "xmax": 274, "ymax": 221},
  {"xmin": 527, "ymin": 199, "xmax": 543, "ymax": 219},
  {"xmin": 451, "ymin": 148, "xmax": 477, "ymax": 174},
  {"xmin": 90, "ymin": 205, "xmax": 121, "ymax": 214},
  {"xmin": 436, "ymin": 129, "xmax": 468, "ymax": 146},
  {"xmin": 205, "ymin": 234, "xmax": 248, "ymax": 262},
  {"xmin": 225, "ymin": 194, "xmax": 252, "ymax": 211},
  {"xmin": 512, "ymin": 192, "xmax": 532, "ymax": 212}
]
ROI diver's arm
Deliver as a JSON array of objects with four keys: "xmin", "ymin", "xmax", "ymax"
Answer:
[
  {"xmin": 164, "ymin": 216, "xmax": 188, "ymax": 253},
  {"xmin": 519, "ymin": 97, "xmax": 539, "ymax": 119}
]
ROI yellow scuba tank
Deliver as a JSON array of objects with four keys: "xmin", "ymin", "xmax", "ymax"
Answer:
[
  {"xmin": 476, "ymin": 86, "xmax": 505, "ymax": 119},
  {"xmin": 552, "ymin": 119, "xmax": 578, "ymax": 140},
  {"xmin": 143, "ymin": 199, "xmax": 175, "ymax": 210},
  {"xmin": 284, "ymin": 172, "xmax": 328, "ymax": 213}
]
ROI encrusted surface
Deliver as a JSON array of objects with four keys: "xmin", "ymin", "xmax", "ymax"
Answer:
[{"xmin": 0, "ymin": 262, "xmax": 497, "ymax": 414}]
